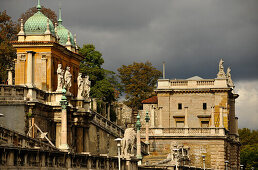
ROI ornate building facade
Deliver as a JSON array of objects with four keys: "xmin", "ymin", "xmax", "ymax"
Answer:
[
  {"xmin": 139, "ymin": 60, "xmax": 240, "ymax": 169},
  {"xmin": 0, "ymin": 1, "xmax": 141, "ymax": 169}
]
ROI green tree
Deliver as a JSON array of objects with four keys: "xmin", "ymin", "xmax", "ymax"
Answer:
[
  {"xmin": 0, "ymin": 11, "xmax": 17, "ymax": 84},
  {"xmin": 238, "ymin": 128, "xmax": 258, "ymax": 169},
  {"xmin": 79, "ymin": 44, "xmax": 121, "ymax": 108},
  {"xmin": 117, "ymin": 61, "xmax": 162, "ymax": 110}
]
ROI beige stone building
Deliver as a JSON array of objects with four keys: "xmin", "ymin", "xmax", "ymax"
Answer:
[{"xmin": 140, "ymin": 60, "xmax": 240, "ymax": 169}]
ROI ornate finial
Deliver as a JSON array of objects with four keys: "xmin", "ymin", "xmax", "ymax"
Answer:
[
  {"xmin": 58, "ymin": 8, "xmax": 62, "ymax": 24},
  {"xmin": 74, "ymin": 34, "xmax": 77, "ymax": 44},
  {"xmin": 66, "ymin": 32, "xmax": 71, "ymax": 46},
  {"xmin": 37, "ymin": 0, "xmax": 42, "ymax": 11},
  {"xmin": 18, "ymin": 19, "xmax": 25, "ymax": 35},
  {"xmin": 45, "ymin": 18, "xmax": 51, "ymax": 35},
  {"xmin": 145, "ymin": 111, "xmax": 150, "ymax": 123},
  {"xmin": 216, "ymin": 59, "xmax": 226, "ymax": 79},
  {"xmin": 136, "ymin": 113, "xmax": 141, "ymax": 130}
]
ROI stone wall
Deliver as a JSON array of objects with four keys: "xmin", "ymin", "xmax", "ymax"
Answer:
[{"xmin": 142, "ymin": 137, "xmax": 240, "ymax": 170}]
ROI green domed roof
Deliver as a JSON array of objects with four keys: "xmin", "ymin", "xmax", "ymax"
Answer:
[
  {"xmin": 56, "ymin": 24, "xmax": 75, "ymax": 46},
  {"xmin": 24, "ymin": 11, "xmax": 55, "ymax": 35}
]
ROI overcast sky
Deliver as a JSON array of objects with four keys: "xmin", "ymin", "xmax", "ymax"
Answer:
[{"xmin": 1, "ymin": 0, "xmax": 257, "ymax": 129}]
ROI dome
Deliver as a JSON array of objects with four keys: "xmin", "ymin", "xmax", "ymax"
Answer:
[
  {"xmin": 56, "ymin": 24, "xmax": 75, "ymax": 46},
  {"xmin": 24, "ymin": 11, "xmax": 55, "ymax": 35}
]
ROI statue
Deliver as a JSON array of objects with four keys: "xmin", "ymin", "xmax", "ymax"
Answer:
[
  {"xmin": 121, "ymin": 128, "xmax": 136, "ymax": 157},
  {"xmin": 83, "ymin": 75, "xmax": 91, "ymax": 98},
  {"xmin": 77, "ymin": 73, "xmax": 84, "ymax": 99},
  {"xmin": 57, "ymin": 64, "xmax": 64, "ymax": 91},
  {"xmin": 64, "ymin": 67, "xmax": 72, "ymax": 92},
  {"xmin": 216, "ymin": 59, "xmax": 226, "ymax": 79},
  {"xmin": 226, "ymin": 67, "xmax": 234, "ymax": 87}
]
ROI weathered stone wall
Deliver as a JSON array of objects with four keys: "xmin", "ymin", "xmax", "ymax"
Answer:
[
  {"xmin": 0, "ymin": 105, "xmax": 26, "ymax": 134},
  {"xmin": 143, "ymin": 137, "xmax": 239, "ymax": 170},
  {"xmin": 157, "ymin": 91, "xmax": 231, "ymax": 129}
]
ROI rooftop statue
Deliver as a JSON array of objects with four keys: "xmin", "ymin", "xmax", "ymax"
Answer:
[
  {"xmin": 226, "ymin": 67, "xmax": 234, "ymax": 87},
  {"xmin": 77, "ymin": 73, "xmax": 84, "ymax": 99},
  {"xmin": 83, "ymin": 76, "xmax": 91, "ymax": 99},
  {"xmin": 57, "ymin": 64, "xmax": 64, "ymax": 91},
  {"xmin": 217, "ymin": 59, "xmax": 226, "ymax": 79},
  {"xmin": 64, "ymin": 67, "xmax": 72, "ymax": 92}
]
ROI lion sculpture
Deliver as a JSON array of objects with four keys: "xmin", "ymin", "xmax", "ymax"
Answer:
[{"xmin": 121, "ymin": 128, "xmax": 136, "ymax": 157}]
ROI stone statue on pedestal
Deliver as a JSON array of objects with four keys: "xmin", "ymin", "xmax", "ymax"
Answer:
[
  {"xmin": 77, "ymin": 73, "xmax": 84, "ymax": 99},
  {"xmin": 64, "ymin": 67, "xmax": 72, "ymax": 92},
  {"xmin": 121, "ymin": 128, "xmax": 136, "ymax": 157},
  {"xmin": 217, "ymin": 59, "xmax": 226, "ymax": 79},
  {"xmin": 83, "ymin": 75, "xmax": 91, "ymax": 98},
  {"xmin": 226, "ymin": 67, "xmax": 234, "ymax": 87},
  {"xmin": 57, "ymin": 64, "xmax": 64, "ymax": 91}
]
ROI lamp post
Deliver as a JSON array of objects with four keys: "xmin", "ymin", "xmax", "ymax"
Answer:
[
  {"xmin": 115, "ymin": 138, "xmax": 122, "ymax": 170},
  {"xmin": 136, "ymin": 113, "xmax": 142, "ymax": 163},
  {"xmin": 202, "ymin": 155, "xmax": 206, "ymax": 170},
  {"xmin": 240, "ymin": 164, "xmax": 244, "ymax": 170},
  {"xmin": 225, "ymin": 160, "xmax": 229, "ymax": 170},
  {"xmin": 145, "ymin": 111, "xmax": 150, "ymax": 145}
]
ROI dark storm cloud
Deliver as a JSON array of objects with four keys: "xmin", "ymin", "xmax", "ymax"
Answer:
[{"xmin": 1, "ymin": 0, "xmax": 258, "ymax": 81}]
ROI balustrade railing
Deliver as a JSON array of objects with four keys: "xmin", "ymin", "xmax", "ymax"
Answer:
[{"xmin": 141, "ymin": 127, "xmax": 226, "ymax": 137}]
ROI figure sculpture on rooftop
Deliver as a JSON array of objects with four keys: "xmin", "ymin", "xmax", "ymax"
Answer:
[
  {"xmin": 83, "ymin": 75, "xmax": 91, "ymax": 98},
  {"xmin": 217, "ymin": 59, "xmax": 226, "ymax": 79},
  {"xmin": 57, "ymin": 64, "xmax": 64, "ymax": 91},
  {"xmin": 226, "ymin": 67, "xmax": 234, "ymax": 87},
  {"xmin": 77, "ymin": 73, "xmax": 84, "ymax": 99},
  {"xmin": 64, "ymin": 67, "xmax": 72, "ymax": 92}
]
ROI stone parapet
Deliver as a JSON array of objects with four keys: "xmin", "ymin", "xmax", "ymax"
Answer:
[
  {"xmin": 140, "ymin": 127, "xmax": 227, "ymax": 138},
  {"xmin": 156, "ymin": 78, "xmax": 230, "ymax": 90}
]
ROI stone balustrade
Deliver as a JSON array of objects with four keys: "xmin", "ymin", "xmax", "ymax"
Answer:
[
  {"xmin": 0, "ymin": 85, "xmax": 47, "ymax": 103},
  {"xmin": 0, "ymin": 125, "xmax": 56, "ymax": 151},
  {"xmin": 140, "ymin": 127, "xmax": 227, "ymax": 137},
  {"xmin": 0, "ymin": 146, "xmax": 138, "ymax": 170},
  {"xmin": 91, "ymin": 111, "xmax": 124, "ymax": 138},
  {"xmin": 157, "ymin": 78, "xmax": 229, "ymax": 90}
]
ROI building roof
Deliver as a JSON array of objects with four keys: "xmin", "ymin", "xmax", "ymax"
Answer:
[{"xmin": 141, "ymin": 96, "xmax": 158, "ymax": 104}]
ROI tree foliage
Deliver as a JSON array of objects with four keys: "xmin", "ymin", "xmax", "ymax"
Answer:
[
  {"xmin": 0, "ymin": 11, "xmax": 17, "ymax": 83},
  {"xmin": 238, "ymin": 128, "xmax": 258, "ymax": 169},
  {"xmin": 79, "ymin": 44, "xmax": 120, "ymax": 103},
  {"xmin": 117, "ymin": 61, "xmax": 162, "ymax": 110},
  {"xmin": 18, "ymin": 6, "xmax": 57, "ymax": 25}
]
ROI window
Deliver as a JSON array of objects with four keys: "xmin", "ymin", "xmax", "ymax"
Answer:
[
  {"xmin": 176, "ymin": 121, "xmax": 185, "ymax": 128},
  {"xmin": 178, "ymin": 103, "xmax": 182, "ymax": 110},
  {"xmin": 203, "ymin": 103, "xmax": 207, "ymax": 110},
  {"xmin": 201, "ymin": 121, "xmax": 209, "ymax": 128}
]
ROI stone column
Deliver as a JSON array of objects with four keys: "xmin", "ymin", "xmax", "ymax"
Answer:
[
  {"xmin": 219, "ymin": 107, "xmax": 224, "ymax": 128},
  {"xmin": 184, "ymin": 107, "xmax": 188, "ymax": 128},
  {"xmin": 211, "ymin": 106, "xmax": 215, "ymax": 127},
  {"xmin": 136, "ymin": 113, "xmax": 142, "ymax": 163},
  {"xmin": 92, "ymin": 98, "xmax": 97, "ymax": 111},
  {"xmin": 150, "ymin": 107, "xmax": 155, "ymax": 127},
  {"xmin": 158, "ymin": 107, "xmax": 163, "ymax": 128},
  {"xmin": 7, "ymin": 68, "xmax": 13, "ymax": 85},
  {"xmin": 26, "ymin": 51, "xmax": 35, "ymax": 87},
  {"xmin": 59, "ymin": 88, "xmax": 69, "ymax": 151}
]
